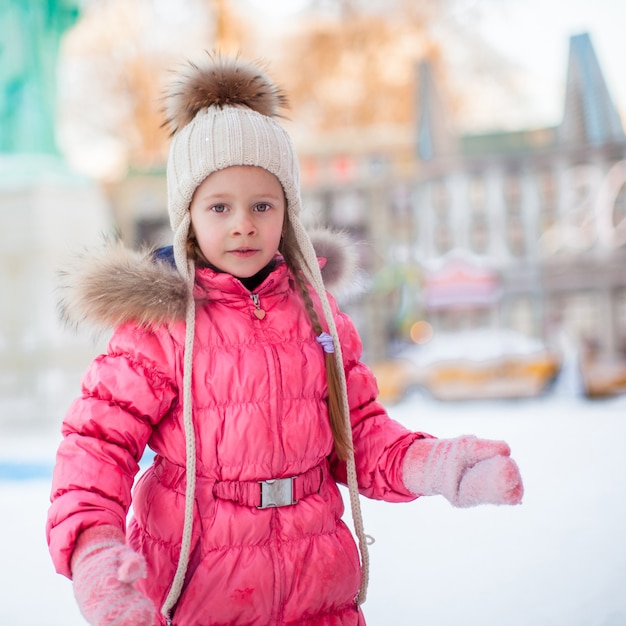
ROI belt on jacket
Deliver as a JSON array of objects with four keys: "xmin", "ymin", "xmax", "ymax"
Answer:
[{"xmin": 213, "ymin": 462, "xmax": 328, "ymax": 509}]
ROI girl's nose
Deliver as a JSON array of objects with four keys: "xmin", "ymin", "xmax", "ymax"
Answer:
[{"xmin": 232, "ymin": 213, "xmax": 256, "ymax": 236}]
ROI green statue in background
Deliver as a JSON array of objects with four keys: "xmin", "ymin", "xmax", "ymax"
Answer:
[{"xmin": 0, "ymin": 0, "xmax": 79, "ymax": 154}]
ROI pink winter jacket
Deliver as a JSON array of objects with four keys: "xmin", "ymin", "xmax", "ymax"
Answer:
[{"xmin": 47, "ymin": 244, "xmax": 423, "ymax": 625}]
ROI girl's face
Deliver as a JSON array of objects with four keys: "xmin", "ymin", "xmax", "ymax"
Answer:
[{"xmin": 189, "ymin": 165, "xmax": 286, "ymax": 278}]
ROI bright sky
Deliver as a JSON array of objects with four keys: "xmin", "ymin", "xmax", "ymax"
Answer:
[
  {"xmin": 464, "ymin": 0, "xmax": 626, "ymax": 127},
  {"xmin": 60, "ymin": 0, "xmax": 626, "ymax": 178},
  {"xmin": 244, "ymin": 0, "xmax": 626, "ymax": 131}
]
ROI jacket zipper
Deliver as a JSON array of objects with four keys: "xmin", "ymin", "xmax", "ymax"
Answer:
[
  {"xmin": 249, "ymin": 285, "xmax": 285, "ymax": 620},
  {"xmin": 250, "ymin": 293, "xmax": 267, "ymax": 319}
]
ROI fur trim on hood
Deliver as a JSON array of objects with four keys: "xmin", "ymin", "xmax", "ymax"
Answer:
[{"xmin": 59, "ymin": 229, "xmax": 358, "ymax": 330}]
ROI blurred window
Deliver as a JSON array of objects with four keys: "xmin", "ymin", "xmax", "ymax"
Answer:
[
  {"xmin": 506, "ymin": 214, "xmax": 526, "ymax": 258},
  {"xmin": 469, "ymin": 216, "xmax": 489, "ymax": 254}
]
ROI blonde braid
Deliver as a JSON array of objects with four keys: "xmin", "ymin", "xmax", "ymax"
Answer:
[
  {"xmin": 281, "ymin": 217, "xmax": 371, "ymax": 604},
  {"xmin": 283, "ymin": 248, "xmax": 353, "ymax": 461}
]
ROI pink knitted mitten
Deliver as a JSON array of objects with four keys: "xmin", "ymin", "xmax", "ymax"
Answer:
[
  {"xmin": 71, "ymin": 525, "xmax": 155, "ymax": 626},
  {"xmin": 402, "ymin": 435, "xmax": 523, "ymax": 507}
]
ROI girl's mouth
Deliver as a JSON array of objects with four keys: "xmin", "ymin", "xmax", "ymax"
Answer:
[{"xmin": 230, "ymin": 248, "xmax": 258, "ymax": 258}]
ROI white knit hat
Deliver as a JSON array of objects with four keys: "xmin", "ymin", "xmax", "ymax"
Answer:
[{"xmin": 161, "ymin": 54, "xmax": 369, "ymax": 619}]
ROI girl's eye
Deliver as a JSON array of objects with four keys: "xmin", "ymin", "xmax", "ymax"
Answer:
[
  {"xmin": 255, "ymin": 203, "xmax": 271, "ymax": 213},
  {"xmin": 211, "ymin": 204, "xmax": 228, "ymax": 213}
]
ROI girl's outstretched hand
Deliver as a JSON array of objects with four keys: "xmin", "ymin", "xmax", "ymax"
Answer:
[
  {"xmin": 402, "ymin": 435, "xmax": 524, "ymax": 508},
  {"xmin": 71, "ymin": 525, "xmax": 155, "ymax": 626}
]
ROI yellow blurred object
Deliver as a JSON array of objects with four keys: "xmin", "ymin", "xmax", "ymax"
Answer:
[
  {"xmin": 579, "ymin": 351, "xmax": 626, "ymax": 398},
  {"xmin": 370, "ymin": 328, "xmax": 562, "ymax": 404},
  {"xmin": 425, "ymin": 354, "xmax": 561, "ymax": 401},
  {"xmin": 370, "ymin": 359, "xmax": 424, "ymax": 405}
]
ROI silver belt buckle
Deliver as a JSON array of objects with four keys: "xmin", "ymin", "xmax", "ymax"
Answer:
[{"xmin": 258, "ymin": 477, "xmax": 296, "ymax": 508}]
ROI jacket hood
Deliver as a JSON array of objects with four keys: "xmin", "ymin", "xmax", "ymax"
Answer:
[{"xmin": 59, "ymin": 228, "xmax": 358, "ymax": 330}]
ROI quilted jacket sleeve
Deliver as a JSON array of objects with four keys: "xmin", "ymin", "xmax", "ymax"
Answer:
[
  {"xmin": 46, "ymin": 322, "xmax": 180, "ymax": 578},
  {"xmin": 328, "ymin": 301, "xmax": 431, "ymax": 502}
]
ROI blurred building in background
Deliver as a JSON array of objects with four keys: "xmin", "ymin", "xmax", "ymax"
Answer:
[
  {"xmin": 110, "ymin": 28, "xmax": 626, "ymax": 398},
  {"xmin": 298, "ymin": 32, "xmax": 626, "ymax": 398},
  {"xmin": 3, "ymin": 2, "xmax": 626, "ymax": 428}
]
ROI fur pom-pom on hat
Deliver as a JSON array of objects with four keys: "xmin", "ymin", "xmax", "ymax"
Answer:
[{"xmin": 165, "ymin": 54, "xmax": 289, "ymax": 135}]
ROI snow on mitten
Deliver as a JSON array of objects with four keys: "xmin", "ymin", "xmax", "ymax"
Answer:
[
  {"xmin": 402, "ymin": 435, "xmax": 523, "ymax": 507},
  {"xmin": 71, "ymin": 525, "xmax": 155, "ymax": 626}
]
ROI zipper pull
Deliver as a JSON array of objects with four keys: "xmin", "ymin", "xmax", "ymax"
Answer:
[{"xmin": 251, "ymin": 293, "xmax": 266, "ymax": 319}]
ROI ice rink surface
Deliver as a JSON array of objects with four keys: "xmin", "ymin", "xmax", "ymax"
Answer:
[{"xmin": 1, "ymin": 392, "xmax": 625, "ymax": 625}]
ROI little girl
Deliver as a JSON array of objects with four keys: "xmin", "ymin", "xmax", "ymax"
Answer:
[{"xmin": 47, "ymin": 55, "xmax": 523, "ymax": 626}]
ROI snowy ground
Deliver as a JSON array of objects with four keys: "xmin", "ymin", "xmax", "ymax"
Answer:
[{"xmin": 1, "ymin": 391, "xmax": 625, "ymax": 626}]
